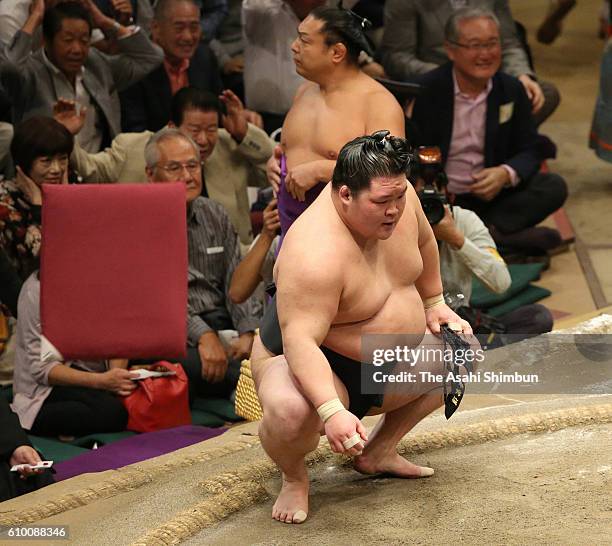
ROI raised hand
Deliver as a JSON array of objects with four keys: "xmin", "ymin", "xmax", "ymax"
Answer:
[
  {"xmin": 53, "ymin": 98, "xmax": 87, "ymax": 135},
  {"xmin": 219, "ymin": 89, "xmax": 248, "ymax": 142},
  {"xmin": 110, "ymin": 0, "xmax": 133, "ymax": 25}
]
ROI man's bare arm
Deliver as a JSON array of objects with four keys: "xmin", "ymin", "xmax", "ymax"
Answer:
[{"xmin": 276, "ymin": 251, "xmax": 343, "ymax": 408}]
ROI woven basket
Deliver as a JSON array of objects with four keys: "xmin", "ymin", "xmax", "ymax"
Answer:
[{"xmin": 235, "ymin": 359, "xmax": 263, "ymax": 421}]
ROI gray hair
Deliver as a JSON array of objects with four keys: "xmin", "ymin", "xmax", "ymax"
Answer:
[
  {"xmin": 144, "ymin": 127, "xmax": 199, "ymax": 169},
  {"xmin": 444, "ymin": 7, "xmax": 500, "ymax": 43}
]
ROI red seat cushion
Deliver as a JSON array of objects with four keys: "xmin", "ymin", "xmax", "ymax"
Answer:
[{"xmin": 41, "ymin": 184, "xmax": 187, "ymax": 360}]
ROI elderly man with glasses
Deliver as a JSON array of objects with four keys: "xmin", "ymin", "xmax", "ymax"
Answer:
[
  {"xmin": 410, "ymin": 7, "xmax": 567, "ymax": 258},
  {"xmin": 380, "ymin": 0, "xmax": 560, "ymax": 126},
  {"xmin": 145, "ymin": 127, "xmax": 258, "ymax": 400}
]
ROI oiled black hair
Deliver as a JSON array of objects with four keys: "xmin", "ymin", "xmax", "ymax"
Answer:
[
  {"xmin": 332, "ymin": 130, "xmax": 412, "ymax": 194},
  {"xmin": 309, "ymin": 6, "xmax": 373, "ymax": 65}
]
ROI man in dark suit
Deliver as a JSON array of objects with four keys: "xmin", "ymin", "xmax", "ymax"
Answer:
[
  {"xmin": 411, "ymin": 7, "xmax": 567, "ymax": 254},
  {"xmin": 1, "ymin": 397, "xmax": 54, "ymax": 502},
  {"xmin": 120, "ymin": 0, "xmax": 223, "ymax": 132},
  {"xmin": 381, "ymin": 0, "xmax": 560, "ymax": 126}
]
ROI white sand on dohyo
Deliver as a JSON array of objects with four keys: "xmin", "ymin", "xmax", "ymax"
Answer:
[{"xmin": 1, "ymin": 316, "xmax": 611, "ymax": 545}]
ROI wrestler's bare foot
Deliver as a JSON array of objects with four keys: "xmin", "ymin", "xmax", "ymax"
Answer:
[
  {"xmin": 272, "ymin": 473, "xmax": 309, "ymax": 524},
  {"xmin": 353, "ymin": 451, "xmax": 434, "ymax": 478}
]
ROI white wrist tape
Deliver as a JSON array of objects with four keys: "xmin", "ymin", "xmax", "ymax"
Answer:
[
  {"xmin": 317, "ymin": 398, "xmax": 345, "ymax": 423},
  {"xmin": 424, "ymin": 294, "xmax": 445, "ymax": 310}
]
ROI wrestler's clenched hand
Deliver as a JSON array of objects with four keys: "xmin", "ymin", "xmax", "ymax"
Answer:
[
  {"xmin": 285, "ymin": 161, "xmax": 322, "ymax": 202},
  {"xmin": 324, "ymin": 410, "xmax": 368, "ymax": 456},
  {"xmin": 425, "ymin": 303, "xmax": 472, "ymax": 336}
]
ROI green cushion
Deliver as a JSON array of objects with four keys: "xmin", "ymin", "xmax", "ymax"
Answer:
[
  {"xmin": 190, "ymin": 409, "xmax": 225, "ymax": 427},
  {"xmin": 28, "ymin": 435, "xmax": 89, "ymax": 463},
  {"xmin": 192, "ymin": 397, "xmax": 242, "ymax": 422},
  {"xmin": 484, "ymin": 284, "xmax": 551, "ymax": 317},
  {"xmin": 470, "ymin": 263, "xmax": 546, "ymax": 308}
]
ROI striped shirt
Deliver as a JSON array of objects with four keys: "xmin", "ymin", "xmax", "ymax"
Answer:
[{"xmin": 187, "ymin": 197, "xmax": 258, "ymax": 345}]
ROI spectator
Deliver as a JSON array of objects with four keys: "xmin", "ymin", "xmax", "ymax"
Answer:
[
  {"xmin": 0, "ymin": 0, "xmax": 154, "ymax": 51},
  {"xmin": 0, "ymin": 117, "xmax": 74, "ymax": 282},
  {"xmin": 120, "ymin": 0, "xmax": 224, "ymax": 132},
  {"xmin": 0, "ymin": 0, "xmax": 163, "ymax": 152},
  {"xmin": 0, "ymin": 397, "xmax": 54, "ymax": 502},
  {"xmin": 411, "ymin": 177, "xmax": 553, "ymax": 339},
  {"xmin": 411, "ymin": 8, "xmax": 567, "ymax": 256},
  {"xmin": 144, "ymin": 128, "xmax": 259, "ymax": 399},
  {"xmin": 61, "ymin": 86, "xmax": 273, "ymax": 250},
  {"xmin": 380, "ymin": 0, "xmax": 560, "ymax": 126},
  {"xmin": 12, "ymin": 271, "xmax": 135, "ymax": 436},
  {"xmin": 229, "ymin": 197, "xmax": 280, "ymax": 304}
]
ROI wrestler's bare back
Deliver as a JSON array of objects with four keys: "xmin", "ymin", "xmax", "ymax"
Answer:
[
  {"xmin": 280, "ymin": 74, "xmax": 405, "ymax": 167},
  {"xmin": 275, "ymin": 183, "xmax": 428, "ymax": 362}
]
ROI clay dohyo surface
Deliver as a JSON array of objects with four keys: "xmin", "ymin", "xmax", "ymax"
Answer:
[
  {"xmin": 1, "ymin": 318, "xmax": 610, "ymax": 546},
  {"xmin": 192, "ymin": 423, "xmax": 612, "ymax": 546}
]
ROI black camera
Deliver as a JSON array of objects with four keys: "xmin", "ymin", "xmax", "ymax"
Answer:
[{"xmin": 413, "ymin": 146, "xmax": 449, "ymax": 225}]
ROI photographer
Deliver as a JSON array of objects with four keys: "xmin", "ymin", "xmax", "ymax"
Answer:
[{"xmin": 413, "ymin": 146, "xmax": 553, "ymax": 342}]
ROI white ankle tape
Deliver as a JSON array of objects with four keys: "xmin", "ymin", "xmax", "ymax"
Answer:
[
  {"xmin": 424, "ymin": 293, "xmax": 445, "ymax": 310},
  {"xmin": 317, "ymin": 398, "xmax": 345, "ymax": 423}
]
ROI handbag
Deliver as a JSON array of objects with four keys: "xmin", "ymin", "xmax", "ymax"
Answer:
[{"xmin": 122, "ymin": 362, "xmax": 191, "ymax": 432}]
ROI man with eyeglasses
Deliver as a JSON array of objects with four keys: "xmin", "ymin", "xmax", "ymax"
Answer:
[
  {"xmin": 57, "ymin": 86, "xmax": 274, "ymax": 253},
  {"xmin": 144, "ymin": 127, "xmax": 259, "ymax": 400},
  {"xmin": 380, "ymin": 0, "xmax": 560, "ymax": 126},
  {"xmin": 411, "ymin": 8, "xmax": 567, "ymax": 257}
]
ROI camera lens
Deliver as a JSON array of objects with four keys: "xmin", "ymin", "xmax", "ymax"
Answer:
[{"xmin": 421, "ymin": 196, "xmax": 445, "ymax": 225}]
